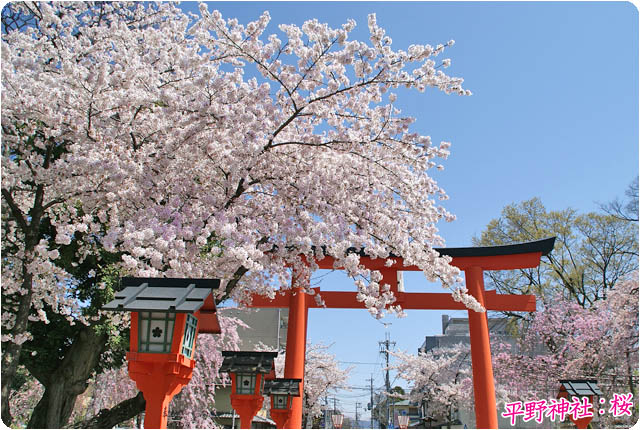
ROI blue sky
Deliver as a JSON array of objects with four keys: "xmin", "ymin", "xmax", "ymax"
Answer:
[{"xmin": 183, "ymin": 1, "xmax": 638, "ymax": 423}]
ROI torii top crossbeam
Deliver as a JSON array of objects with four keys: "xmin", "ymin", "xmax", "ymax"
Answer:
[
  {"xmin": 247, "ymin": 237, "xmax": 555, "ymax": 430},
  {"xmin": 250, "ymin": 237, "xmax": 555, "ymax": 312}
]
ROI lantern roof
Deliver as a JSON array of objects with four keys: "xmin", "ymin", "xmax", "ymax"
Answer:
[
  {"xmin": 103, "ymin": 277, "xmax": 220, "ymax": 313},
  {"xmin": 559, "ymin": 379, "xmax": 603, "ymax": 397},
  {"xmin": 264, "ymin": 378, "xmax": 302, "ymax": 396},
  {"xmin": 219, "ymin": 351, "xmax": 278, "ymax": 374}
]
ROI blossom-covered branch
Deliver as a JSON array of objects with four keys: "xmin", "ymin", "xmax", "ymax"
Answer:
[{"xmin": 3, "ymin": 2, "xmax": 470, "ymax": 424}]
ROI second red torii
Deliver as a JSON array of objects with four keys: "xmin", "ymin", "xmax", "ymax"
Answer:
[{"xmin": 249, "ymin": 237, "xmax": 555, "ymax": 429}]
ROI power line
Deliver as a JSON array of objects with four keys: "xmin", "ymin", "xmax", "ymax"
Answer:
[
  {"xmin": 342, "ymin": 385, "xmax": 376, "ymax": 390},
  {"xmin": 334, "ymin": 393, "xmax": 370, "ymax": 399}
]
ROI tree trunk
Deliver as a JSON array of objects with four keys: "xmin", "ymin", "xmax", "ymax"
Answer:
[
  {"xmin": 1, "ymin": 265, "xmax": 35, "ymax": 426},
  {"xmin": 1, "ymin": 184, "xmax": 46, "ymax": 426},
  {"xmin": 27, "ymin": 326, "xmax": 108, "ymax": 428},
  {"xmin": 68, "ymin": 392, "xmax": 145, "ymax": 429}
]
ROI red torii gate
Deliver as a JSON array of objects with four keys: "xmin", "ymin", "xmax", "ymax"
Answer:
[{"xmin": 249, "ymin": 237, "xmax": 555, "ymax": 429}]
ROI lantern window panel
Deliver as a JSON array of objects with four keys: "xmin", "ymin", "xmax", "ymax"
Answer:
[
  {"xmin": 272, "ymin": 394, "xmax": 289, "ymax": 410},
  {"xmin": 139, "ymin": 311, "xmax": 176, "ymax": 353},
  {"xmin": 181, "ymin": 314, "xmax": 198, "ymax": 359},
  {"xmin": 236, "ymin": 373, "xmax": 257, "ymax": 395}
]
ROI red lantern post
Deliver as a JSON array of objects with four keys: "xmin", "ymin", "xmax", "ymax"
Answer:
[
  {"xmin": 219, "ymin": 351, "xmax": 278, "ymax": 429},
  {"xmin": 264, "ymin": 378, "xmax": 302, "ymax": 429},
  {"xmin": 558, "ymin": 379, "xmax": 603, "ymax": 429},
  {"xmin": 127, "ymin": 312, "xmax": 198, "ymax": 428},
  {"xmin": 103, "ymin": 278, "xmax": 221, "ymax": 429}
]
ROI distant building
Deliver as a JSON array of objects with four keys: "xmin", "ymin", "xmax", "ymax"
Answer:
[
  {"xmin": 221, "ymin": 307, "xmax": 289, "ymax": 351},
  {"xmin": 418, "ymin": 315, "xmax": 517, "ymax": 354}
]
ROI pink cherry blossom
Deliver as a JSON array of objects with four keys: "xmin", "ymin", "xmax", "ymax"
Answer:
[{"xmin": 3, "ymin": 2, "xmax": 472, "ymax": 421}]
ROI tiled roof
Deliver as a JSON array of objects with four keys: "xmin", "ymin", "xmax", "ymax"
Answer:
[
  {"xmin": 103, "ymin": 277, "xmax": 219, "ymax": 313},
  {"xmin": 264, "ymin": 378, "xmax": 302, "ymax": 396},
  {"xmin": 219, "ymin": 351, "xmax": 278, "ymax": 374},
  {"xmin": 559, "ymin": 379, "xmax": 603, "ymax": 397}
]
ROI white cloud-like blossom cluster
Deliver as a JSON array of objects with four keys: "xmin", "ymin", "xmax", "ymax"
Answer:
[{"xmin": 2, "ymin": 3, "xmax": 475, "ymax": 346}]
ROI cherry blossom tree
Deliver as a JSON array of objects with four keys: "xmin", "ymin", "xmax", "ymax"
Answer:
[
  {"xmin": 7, "ymin": 368, "xmax": 44, "ymax": 428},
  {"xmin": 301, "ymin": 343, "xmax": 351, "ymax": 427},
  {"xmin": 78, "ymin": 367, "xmax": 139, "ymax": 427},
  {"xmin": 3, "ymin": 1, "xmax": 471, "ymax": 425},
  {"xmin": 392, "ymin": 343, "xmax": 473, "ymax": 426},
  {"xmin": 492, "ymin": 273, "xmax": 638, "ymax": 428}
]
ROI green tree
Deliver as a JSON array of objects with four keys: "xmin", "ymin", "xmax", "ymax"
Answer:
[{"xmin": 473, "ymin": 195, "xmax": 638, "ymax": 311}]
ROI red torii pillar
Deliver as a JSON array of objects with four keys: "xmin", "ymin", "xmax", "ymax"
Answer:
[
  {"xmin": 250, "ymin": 238, "xmax": 555, "ymax": 429},
  {"xmin": 283, "ymin": 268, "xmax": 310, "ymax": 430},
  {"xmin": 465, "ymin": 266, "xmax": 498, "ymax": 429}
]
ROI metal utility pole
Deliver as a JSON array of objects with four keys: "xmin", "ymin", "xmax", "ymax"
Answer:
[
  {"xmin": 355, "ymin": 402, "xmax": 362, "ymax": 429},
  {"xmin": 325, "ymin": 395, "xmax": 330, "ymax": 429},
  {"xmin": 379, "ymin": 332, "xmax": 396, "ymax": 429},
  {"xmin": 366, "ymin": 375, "xmax": 375, "ymax": 428}
]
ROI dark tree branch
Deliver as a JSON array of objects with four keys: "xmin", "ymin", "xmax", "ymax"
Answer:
[
  {"xmin": 68, "ymin": 392, "xmax": 145, "ymax": 429},
  {"xmin": 1, "ymin": 189, "xmax": 29, "ymax": 233}
]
